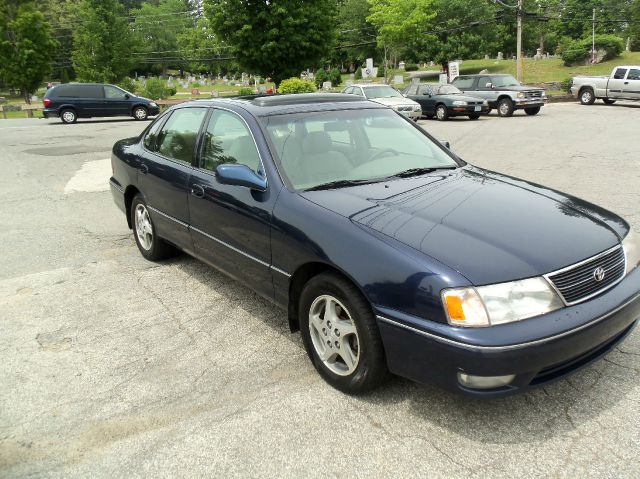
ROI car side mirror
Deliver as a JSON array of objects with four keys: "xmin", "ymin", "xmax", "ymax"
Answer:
[
  {"xmin": 440, "ymin": 140, "xmax": 451, "ymax": 149},
  {"xmin": 125, "ymin": 94, "xmax": 130, "ymax": 99},
  {"xmin": 485, "ymin": 83, "xmax": 493, "ymax": 88},
  {"xmin": 216, "ymin": 164, "xmax": 267, "ymax": 192}
]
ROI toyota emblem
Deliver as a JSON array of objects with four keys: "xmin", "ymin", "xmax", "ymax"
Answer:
[{"xmin": 593, "ymin": 267, "xmax": 606, "ymax": 282}]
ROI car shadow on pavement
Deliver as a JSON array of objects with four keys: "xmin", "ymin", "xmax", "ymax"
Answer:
[
  {"xmin": 168, "ymin": 253, "xmax": 637, "ymax": 445},
  {"xmin": 44, "ymin": 118, "xmax": 154, "ymax": 125}
]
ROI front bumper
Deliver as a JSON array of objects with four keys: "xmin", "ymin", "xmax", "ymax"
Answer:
[
  {"xmin": 376, "ymin": 266, "xmax": 640, "ymax": 396},
  {"xmin": 148, "ymin": 105, "xmax": 161, "ymax": 116},
  {"xmin": 449, "ymin": 105, "xmax": 491, "ymax": 116},
  {"xmin": 397, "ymin": 109, "xmax": 422, "ymax": 119},
  {"xmin": 513, "ymin": 98, "xmax": 547, "ymax": 109}
]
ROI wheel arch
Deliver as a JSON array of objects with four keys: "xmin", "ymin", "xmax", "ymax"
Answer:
[
  {"xmin": 497, "ymin": 94, "xmax": 513, "ymax": 103},
  {"xmin": 124, "ymin": 185, "xmax": 142, "ymax": 229},
  {"xmin": 131, "ymin": 103, "xmax": 148, "ymax": 115},
  {"xmin": 287, "ymin": 261, "xmax": 370, "ymax": 333}
]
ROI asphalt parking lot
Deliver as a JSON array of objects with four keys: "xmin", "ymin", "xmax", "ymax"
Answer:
[{"xmin": 1, "ymin": 102, "xmax": 639, "ymax": 478}]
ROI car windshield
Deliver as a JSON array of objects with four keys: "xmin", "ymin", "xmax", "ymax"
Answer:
[
  {"xmin": 261, "ymin": 109, "xmax": 458, "ymax": 190},
  {"xmin": 362, "ymin": 86, "xmax": 403, "ymax": 99},
  {"xmin": 437, "ymin": 85, "xmax": 462, "ymax": 95},
  {"xmin": 493, "ymin": 75, "xmax": 521, "ymax": 87}
]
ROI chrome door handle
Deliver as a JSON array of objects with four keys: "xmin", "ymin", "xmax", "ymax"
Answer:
[{"xmin": 191, "ymin": 184, "xmax": 205, "ymax": 198}]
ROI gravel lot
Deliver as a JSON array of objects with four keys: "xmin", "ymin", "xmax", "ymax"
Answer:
[{"xmin": 1, "ymin": 103, "xmax": 639, "ymax": 478}]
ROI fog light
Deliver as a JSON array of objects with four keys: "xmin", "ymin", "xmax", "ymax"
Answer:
[{"xmin": 457, "ymin": 372, "xmax": 515, "ymax": 390}]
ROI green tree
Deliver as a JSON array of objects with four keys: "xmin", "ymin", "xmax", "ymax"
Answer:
[
  {"xmin": 132, "ymin": 0, "xmax": 193, "ymax": 75},
  {"xmin": 41, "ymin": 0, "xmax": 81, "ymax": 81},
  {"xmin": 205, "ymin": 0, "xmax": 338, "ymax": 85},
  {"xmin": 176, "ymin": 15, "xmax": 223, "ymax": 74},
  {"xmin": 332, "ymin": 0, "xmax": 378, "ymax": 69},
  {"xmin": 0, "ymin": 1, "xmax": 58, "ymax": 102},
  {"xmin": 367, "ymin": 0, "xmax": 436, "ymax": 52},
  {"xmin": 629, "ymin": 0, "xmax": 640, "ymax": 50},
  {"xmin": 72, "ymin": 0, "xmax": 135, "ymax": 82}
]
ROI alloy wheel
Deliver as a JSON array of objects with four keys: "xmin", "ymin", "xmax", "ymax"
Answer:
[
  {"xmin": 134, "ymin": 204, "xmax": 153, "ymax": 250},
  {"xmin": 308, "ymin": 295, "xmax": 360, "ymax": 376}
]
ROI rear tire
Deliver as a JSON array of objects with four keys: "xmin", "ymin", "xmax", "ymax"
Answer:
[
  {"xmin": 579, "ymin": 88, "xmax": 596, "ymax": 105},
  {"xmin": 299, "ymin": 272, "xmax": 388, "ymax": 394},
  {"xmin": 603, "ymin": 98, "xmax": 616, "ymax": 105},
  {"xmin": 497, "ymin": 98, "xmax": 514, "ymax": 117},
  {"xmin": 133, "ymin": 106, "xmax": 148, "ymax": 121},
  {"xmin": 524, "ymin": 107, "xmax": 541, "ymax": 116},
  {"xmin": 130, "ymin": 194, "xmax": 174, "ymax": 261},
  {"xmin": 435, "ymin": 104, "xmax": 449, "ymax": 121},
  {"xmin": 60, "ymin": 109, "xmax": 77, "ymax": 124}
]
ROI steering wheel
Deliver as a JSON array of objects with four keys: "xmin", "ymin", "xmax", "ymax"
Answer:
[{"xmin": 367, "ymin": 148, "xmax": 399, "ymax": 163}]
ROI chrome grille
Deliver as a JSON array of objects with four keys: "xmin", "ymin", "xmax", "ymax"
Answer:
[
  {"xmin": 526, "ymin": 91, "xmax": 543, "ymax": 99},
  {"xmin": 547, "ymin": 246, "xmax": 626, "ymax": 305},
  {"xmin": 397, "ymin": 106, "xmax": 413, "ymax": 112}
]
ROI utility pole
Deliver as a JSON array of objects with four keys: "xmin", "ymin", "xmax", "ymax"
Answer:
[
  {"xmin": 516, "ymin": 0, "xmax": 523, "ymax": 82},
  {"xmin": 592, "ymin": 8, "xmax": 596, "ymax": 63}
]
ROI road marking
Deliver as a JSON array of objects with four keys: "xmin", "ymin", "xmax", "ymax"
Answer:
[{"xmin": 64, "ymin": 158, "xmax": 111, "ymax": 194}]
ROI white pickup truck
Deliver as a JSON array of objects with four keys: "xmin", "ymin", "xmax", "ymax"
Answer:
[{"xmin": 571, "ymin": 65, "xmax": 640, "ymax": 105}]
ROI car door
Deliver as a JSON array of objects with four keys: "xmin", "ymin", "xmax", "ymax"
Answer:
[
  {"xmin": 103, "ymin": 85, "xmax": 132, "ymax": 117},
  {"xmin": 622, "ymin": 68, "xmax": 640, "ymax": 99},
  {"xmin": 188, "ymin": 107, "xmax": 275, "ymax": 300},
  {"xmin": 75, "ymin": 84, "xmax": 105, "ymax": 117},
  {"xmin": 608, "ymin": 67, "xmax": 628, "ymax": 96},
  {"xmin": 138, "ymin": 107, "xmax": 208, "ymax": 253},
  {"xmin": 475, "ymin": 76, "xmax": 497, "ymax": 104},
  {"xmin": 417, "ymin": 84, "xmax": 436, "ymax": 115}
]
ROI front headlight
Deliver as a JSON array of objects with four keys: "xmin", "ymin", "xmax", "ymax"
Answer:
[
  {"xmin": 442, "ymin": 277, "xmax": 564, "ymax": 328},
  {"xmin": 150, "ymin": 101, "xmax": 158, "ymax": 108},
  {"xmin": 483, "ymin": 100, "xmax": 488, "ymax": 106},
  {"xmin": 452, "ymin": 100, "xmax": 467, "ymax": 106},
  {"xmin": 517, "ymin": 92, "xmax": 525, "ymax": 98},
  {"xmin": 413, "ymin": 105, "xmax": 422, "ymax": 111},
  {"xmin": 623, "ymin": 229, "xmax": 640, "ymax": 274}
]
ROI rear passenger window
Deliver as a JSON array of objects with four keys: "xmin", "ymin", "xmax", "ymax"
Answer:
[
  {"xmin": 105, "ymin": 85, "xmax": 128, "ymax": 99},
  {"xmin": 627, "ymin": 69, "xmax": 640, "ymax": 80},
  {"xmin": 143, "ymin": 117, "xmax": 165, "ymax": 151},
  {"xmin": 156, "ymin": 108, "xmax": 207, "ymax": 164},
  {"xmin": 614, "ymin": 68, "xmax": 628, "ymax": 80},
  {"xmin": 200, "ymin": 110, "xmax": 261, "ymax": 174}
]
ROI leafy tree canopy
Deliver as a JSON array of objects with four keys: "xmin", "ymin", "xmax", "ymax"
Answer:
[
  {"xmin": 0, "ymin": 1, "xmax": 58, "ymax": 102},
  {"xmin": 205, "ymin": 0, "xmax": 338, "ymax": 85}
]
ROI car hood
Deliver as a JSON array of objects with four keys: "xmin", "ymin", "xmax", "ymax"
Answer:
[
  {"xmin": 369, "ymin": 97, "xmax": 418, "ymax": 107},
  {"xmin": 300, "ymin": 167, "xmax": 626, "ymax": 286},
  {"xmin": 497, "ymin": 85, "xmax": 545, "ymax": 93}
]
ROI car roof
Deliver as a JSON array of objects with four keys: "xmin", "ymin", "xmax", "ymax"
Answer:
[{"xmin": 172, "ymin": 93, "xmax": 386, "ymax": 116}]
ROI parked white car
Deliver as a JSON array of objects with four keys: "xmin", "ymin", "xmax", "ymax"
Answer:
[{"xmin": 343, "ymin": 84, "xmax": 422, "ymax": 120}]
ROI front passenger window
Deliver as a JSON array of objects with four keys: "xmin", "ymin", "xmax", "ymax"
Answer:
[
  {"xmin": 156, "ymin": 108, "xmax": 207, "ymax": 164},
  {"xmin": 200, "ymin": 110, "xmax": 262, "ymax": 174}
]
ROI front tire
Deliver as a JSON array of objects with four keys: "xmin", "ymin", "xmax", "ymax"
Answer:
[
  {"xmin": 435, "ymin": 104, "xmax": 449, "ymax": 121},
  {"xmin": 497, "ymin": 98, "xmax": 514, "ymax": 117},
  {"xmin": 60, "ymin": 109, "xmax": 77, "ymax": 124},
  {"xmin": 299, "ymin": 272, "xmax": 388, "ymax": 394},
  {"xmin": 130, "ymin": 195, "xmax": 174, "ymax": 261},
  {"xmin": 133, "ymin": 106, "xmax": 148, "ymax": 121},
  {"xmin": 580, "ymin": 88, "xmax": 596, "ymax": 105},
  {"xmin": 524, "ymin": 106, "xmax": 541, "ymax": 116}
]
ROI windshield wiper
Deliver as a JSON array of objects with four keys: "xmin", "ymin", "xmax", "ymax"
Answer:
[
  {"xmin": 304, "ymin": 179, "xmax": 379, "ymax": 191},
  {"xmin": 390, "ymin": 166, "xmax": 457, "ymax": 178}
]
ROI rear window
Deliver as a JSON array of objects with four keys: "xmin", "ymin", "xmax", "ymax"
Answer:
[
  {"xmin": 452, "ymin": 77, "xmax": 474, "ymax": 89},
  {"xmin": 51, "ymin": 84, "xmax": 104, "ymax": 98}
]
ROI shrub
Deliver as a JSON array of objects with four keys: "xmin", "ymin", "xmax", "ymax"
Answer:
[
  {"xmin": 354, "ymin": 67, "xmax": 362, "ymax": 80},
  {"xmin": 559, "ymin": 77, "xmax": 573, "ymax": 92},
  {"xmin": 117, "ymin": 77, "xmax": 138, "ymax": 94},
  {"xmin": 278, "ymin": 78, "xmax": 317, "ymax": 94},
  {"xmin": 259, "ymin": 77, "xmax": 265, "ymax": 84},
  {"xmin": 237, "ymin": 87, "xmax": 254, "ymax": 95},
  {"xmin": 142, "ymin": 78, "xmax": 173, "ymax": 99},
  {"xmin": 315, "ymin": 68, "xmax": 328, "ymax": 87},
  {"xmin": 329, "ymin": 68, "xmax": 342, "ymax": 86},
  {"xmin": 404, "ymin": 63, "xmax": 419, "ymax": 72},
  {"xmin": 376, "ymin": 66, "xmax": 386, "ymax": 78},
  {"xmin": 561, "ymin": 34, "xmax": 624, "ymax": 66}
]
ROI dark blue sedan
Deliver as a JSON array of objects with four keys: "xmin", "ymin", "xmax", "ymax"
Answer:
[{"xmin": 109, "ymin": 93, "xmax": 640, "ymax": 396}]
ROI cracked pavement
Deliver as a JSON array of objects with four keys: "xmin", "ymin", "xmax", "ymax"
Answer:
[{"xmin": 1, "ymin": 104, "xmax": 639, "ymax": 478}]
